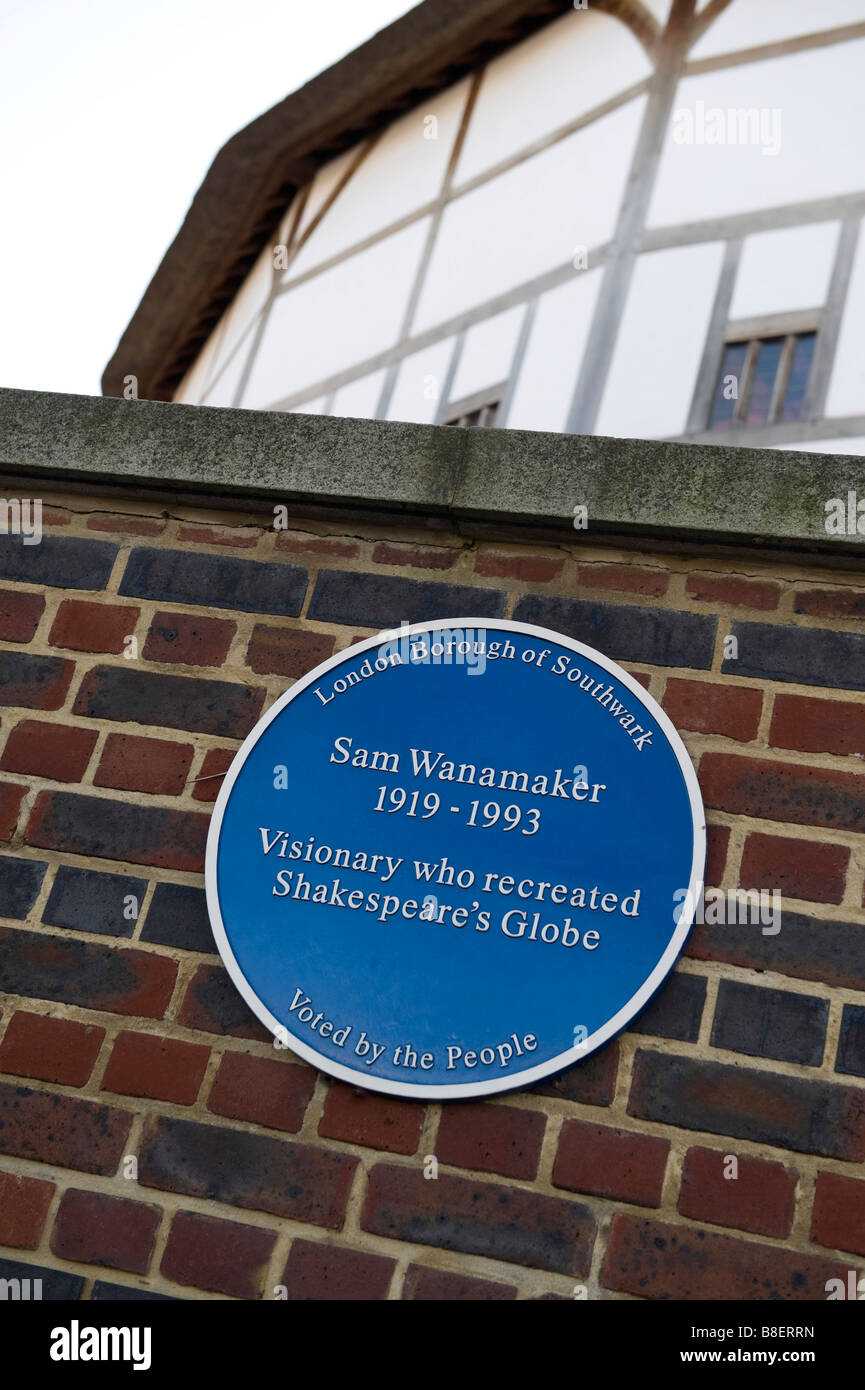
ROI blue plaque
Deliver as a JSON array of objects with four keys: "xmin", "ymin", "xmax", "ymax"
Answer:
[{"xmin": 206, "ymin": 619, "xmax": 705, "ymax": 1098}]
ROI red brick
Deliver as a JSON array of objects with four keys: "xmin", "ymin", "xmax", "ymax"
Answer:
[
  {"xmin": 177, "ymin": 523, "xmax": 262, "ymax": 549},
  {"xmin": 276, "ymin": 530, "xmax": 359, "ymax": 559},
  {"xmin": 553, "ymin": 1118, "xmax": 668, "ymax": 1207},
  {"xmin": 811, "ymin": 1171, "xmax": 865, "ymax": 1257},
  {"xmin": 436, "ymin": 1102, "xmax": 545, "ymax": 1180},
  {"xmin": 0, "ymin": 1011, "xmax": 105, "ymax": 1086},
  {"xmin": 94, "ymin": 732, "xmax": 193, "ymax": 795},
  {"xmin": 0, "ymin": 1168, "xmax": 55, "ymax": 1248},
  {"xmin": 86, "ymin": 513, "xmax": 166, "ymax": 537},
  {"xmin": 161, "ymin": 1209, "xmax": 277, "ymax": 1299},
  {"xmin": 280, "ymin": 1239, "xmax": 395, "ymax": 1300},
  {"xmin": 770, "ymin": 692, "xmax": 865, "ymax": 758},
  {"xmin": 687, "ymin": 572, "xmax": 780, "ymax": 610},
  {"xmin": 579, "ymin": 563, "xmax": 668, "ymax": 597},
  {"xmin": 627, "ymin": 670, "xmax": 652, "ymax": 689},
  {"xmin": 602, "ymin": 1213, "xmax": 848, "ymax": 1300},
  {"xmin": 402, "ymin": 1264, "xmax": 517, "ymax": 1300},
  {"xmin": 191, "ymin": 747, "xmax": 235, "ymax": 802},
  {"xmin": 794, "ymin": 586, "xmax": 865, "ymax": 620},
  {"xmin": 701, "ymin": 752, "xmax": 865, "ymax": 834},
  {"xmin": 0, "ymin": 589, "xmax": 44, "ymax": 643},
  {"xmin": 0, "ymin": 1080, "xmax": 132, "ymax": 1174},
  {"xmin": 51, "ymin": 1188, "xmax": 161, "ymax": 1274},
  {"xmin": 41, "ymin": 507, "xmax": 72, "ymax": 526},
  {"xmin": 705, "ymin": 823, "xmax": 730, "ymax": 887},
  {"xmin": 678, "ymin": 1146, "xmax": 796, "ymax": 1238},
  {"xmin": 246, "ymin": 624, "xmax": 335, "ymax": 678},
  {"xmin": 319, "ymin": 1082, "xmax": 425, "ymax": 1155},
  {"xmin": 362, "ymin": 1164, "xmax": 596, "ymax": 1276},
  {"xmin": 1, "ymin": 719, "xmax": 98, "ymax": 782},
  {"xmin": 50, "ymin": 600, "xmax": 139, "ymax": 655},
  {"xmin": 0, "ymin": 781, "xmax": 26, "ymax": 840},
  {"xmin": 475, "ymin": 551, "xmax": 563, "ymax": 582},
  {"xmin": 143, "ymin": 610, "xmax": 236, "ymax": 667},
  {"xmin": 372, "ymin": 541, "xmax": 457, "ymax": 571},
  {"xmin": 663, "ymin": 678, "xmax": 762, "ymax": 741},
  {"xmin": 740, "ymin": 831, "xmax": 848, "ymax": 905},
  {"xmin": 208, "ymin": 1052, "xmax": 315, "ymax": 1132},
  {"xmin": 103, "ymin": 1031, "xmax": 210, "ymax": 1105}
]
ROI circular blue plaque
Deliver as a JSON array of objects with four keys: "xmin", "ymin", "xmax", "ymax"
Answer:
[{"xmin": 206, "ymin": 619, "xmax": 705, "ymax": 1098}]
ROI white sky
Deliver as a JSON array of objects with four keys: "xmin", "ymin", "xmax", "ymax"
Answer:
[{"xmin": 0, "ymin": 0, "xmax": 416, "ymax": 398}]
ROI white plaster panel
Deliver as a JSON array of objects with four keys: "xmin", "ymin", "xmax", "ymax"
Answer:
[
  {"xmin": 455, "ymin": 9, "xmax": 650, "ymax": 185},
  {"xmin": 289, "ymin": 396, "xmax": 328, "ymax": 415},
  {"xmin": 387, "ymin": 338, "xmax": 456, "ymax": 424},
  {"xmin": 415, "ymin": 97, "xmax": 646, "ymax": 332},
  {"xmin": 289, "ymin": 79, "xmax": 469, "ymax": 278},
  {"xmin": 243, "ymin": 219, "xmax": 429, "ymax": 408},
  {"xmin": 506, "ymin": 270, "xmax": 602, "ymax": 433},
  {"xmin": 176, "ymin": 245, "xmax": 275, "ymax": 404},
  {"xmin": 450, "ymin": 307, "xmax": 524, "ymax": 401},
  {"xmin": 691, "ymin": 0, "xmax": 865, "ymax": 61},
  {"xmin": 174, "ymin": 326, "xmax": 222, "ymax": 404},
  {"xmin": 293, "ymin": 147, "xmax": 362, "ymax": 244},
  {"xmin": 826, "ymin": 230, "xmax": 865, "ymax": 417},
  {"xmin": 199, "ymin": 328, "xmax": 257, "ymax": 409},
  {"xmin": 208, "ymin": 244, "xmax": 274, "ymax": 381},
  {"xmin": 331, "ymin": 369, "xmax": 388, "ymax": 420},
  {"xmin": 596, "ymin": 241, "xmax": 726, "ymax": 438},
  {"xmin": 650, "ymin": 42, "xmax": 865, "ymax": 227},
  {"xmin": 729, "ymin": 222, "xmax": 840, "ymax": 318}
]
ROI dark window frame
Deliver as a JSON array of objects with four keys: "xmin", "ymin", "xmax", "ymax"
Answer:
[
  {"xmin": 443, "ymin": 383, "xmax": 506, "ymax": 429},
  {"xmin": 705, "ymin": 309, "xmax": 820, "ymax": 433}
]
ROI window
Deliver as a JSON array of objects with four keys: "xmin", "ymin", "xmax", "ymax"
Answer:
[
  {"xmin": 443, "ymin": 387, "xmax": 503, "ymax": 428},
  {"xmin": 708, "ymin": 328, "xmax": 817, "ymax": 432}
]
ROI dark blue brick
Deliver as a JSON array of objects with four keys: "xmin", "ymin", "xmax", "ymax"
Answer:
[
  {"xmin": 722, "ymin": 621, "xmax": 865, "ymax": 691},
  {"xmin": 514, "ymin": 594, "xmax": 716, "ymax": 669},
  {"xmin": 120, "ymin": 547, "xmax": 307, "ymax": 616},
  {"xmin": 0, "ymin": 855, "xmax": 47, "ymax": 920},
  {"xmin": 532, "ymin": 1041, "xmax": 619, "ymax": 1106},
  {"xmin": 711, "ymin": 979, "xmax": 829, "ymax": 1066},
  {"xmin": 73, "ymin": 665, "xmax": 264, "ymax": 738},
  {"xmin": 836, "ymin": 1003, "xmax": 865, "ymax": 1079},
  {"xmin": 0, "ymin": 533, "xmax": 117, "ymax": 590},
  {"xmin": 42, "ymin": 865, "xmax": 146, "ymax": 939},
  {"xmin": 0, "ymin": 1256, "xmax": 84, "ymax": 1300},
  {"xmin": 308, "ymin": 569, "xmax": 506, "ymax": 627},
  {"xmin": 630, "ymin": 971, "xmax": 707, "ymax": 1042},
  {"xmin": 687, "ymin": 908, "xmax": 865, "ymax": 993},
  {"xmin": 0, "ymin": 650, "xmax": 73, "ymax": 709},
  {"xmin": 141, "ymin": 881, "xmax": 214, "ymax": 953},
  {"xmin": 91, "ymin": 1281, "xmax": 180, "ymax": 1301},
  {"xmin": 629, "ymin": 1050, "xmax": 865, "ymax": 1159}
]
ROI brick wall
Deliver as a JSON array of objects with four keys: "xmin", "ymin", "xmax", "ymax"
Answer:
[{"xmin": 0, "ymin": 492, "xmax": 864, "ymax": 1301}]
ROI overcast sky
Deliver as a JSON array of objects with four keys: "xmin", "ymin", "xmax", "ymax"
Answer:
[{"xmin": 0, "ymin": 0, "xmax": 416, "ymax": 398}]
